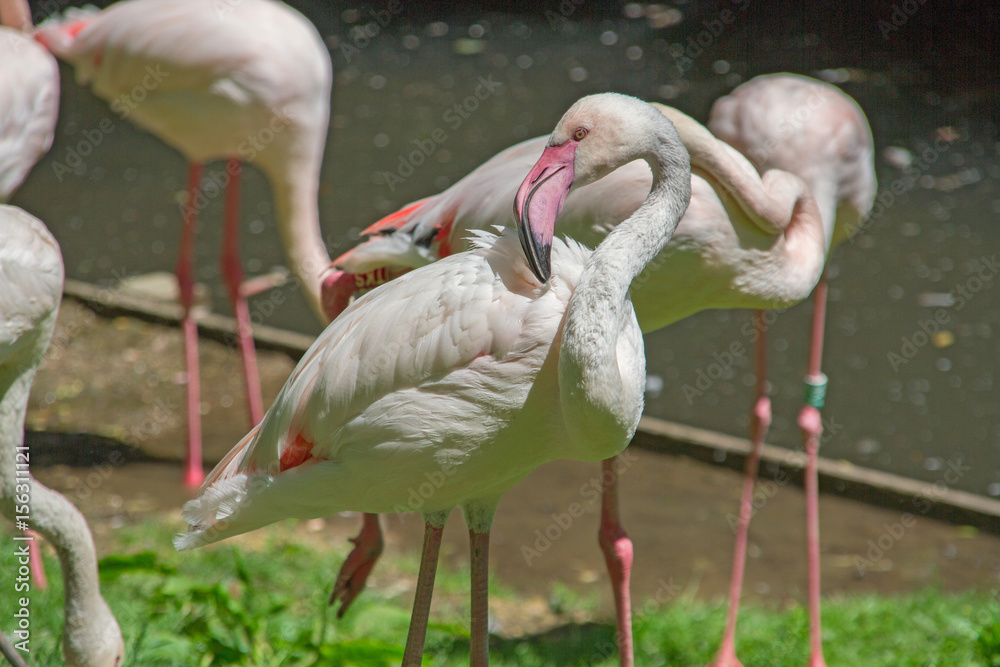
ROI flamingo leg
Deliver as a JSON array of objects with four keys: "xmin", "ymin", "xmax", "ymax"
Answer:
[
  {"xmin": 329, "ymin": 512, "xmax": 384, "ymax": 617},
  {"xmin": 469, "ymin": 528, "xmax": 491, "ymax": 667},
  {"xmin": 800, "ymin": 275, "xmax": 829, "ymax": 667},
  {"xmin": 220, "ymin": 159, "xmax": 264, "ymax": 427},
  {"xmin": 598, "ymin": 455, "xmax": 633, "ymax": 667},
  {"xmin": 402, "ymin": 513, "xmax": 446, "ymax": 666},
  {"xmin": 708, "ymin": 309, "xmax": 771, "ymax": 667},
  {"xmin": 178, "ymin": 163, "xmax": 204, "ymax": 488},
  {"xmin": 26, "ymin": 529, "xmax": 47, "ymax": 589}
]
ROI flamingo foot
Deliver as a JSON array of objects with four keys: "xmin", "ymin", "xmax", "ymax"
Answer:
[
  {"xmin": 706, "ymin": 639, "xmax": 745, "ymax": 667},
  {"xmin": 183, "ymin": 453, "xmax": 204, "ymax": 488},
  {"xmin": 807, "ymin": 654, "xmax": 828, "ymax": 667},
  {"xmin": 329, "ymin": 513, "xmax": 384, "ymax": 617}
]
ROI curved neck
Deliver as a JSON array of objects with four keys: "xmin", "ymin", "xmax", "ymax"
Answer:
[
  {"xmin": 653, "ymin": 104, "xmax": 802, "ymax": 235},
  {"xmin": 267, "ymin": 166, "xmax": 333, "ymax": 324},
  {"xmin": 559, "ymin": 148, "xmax": 690, "ymax": 452},
  {"xmin": 0, "ymin": 0, "xmax": 31, "ymax": 31}
]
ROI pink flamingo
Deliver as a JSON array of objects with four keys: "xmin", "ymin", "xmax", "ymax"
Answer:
[
  {"xmin": 0, "ymin": 0, "xmax": 61, "ymax": 591},
  {"xmin": 323, "ymin": 76, "xmax": 874, "ymax": 665},
  {"xmin": 175, "ymin": 93, "xmax": 693, "ymax": 666},
  {"xmin": 35, "ymin": 0, "xmax": 339, "ymax": 487},
  {"xmin": 0, "ymin": 205, "xmax": 125, "ymax": 667},
  {"xmin": 705, "ymin": 73, "xmax": 875, "ymax": 667}
]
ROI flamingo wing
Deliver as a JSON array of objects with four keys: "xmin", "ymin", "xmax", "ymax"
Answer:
[
  {"xmin": 0, "ymin": 29, "xmax": 59, "ymax": 201},
  {"xmin": 0, "ymin": 206, "xmax": 63, "ymax": 364}
]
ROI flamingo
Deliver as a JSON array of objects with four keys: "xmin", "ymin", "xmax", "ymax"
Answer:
[
  {"xmin": 34, "ymin": 0, "xmax": 339, "ymax": 487},
  {"xmin": 0, "ymin": 205, "xmax": 125, "ymax": 667},
  {"xmin": 1, "ymin": 0, "xmax": 61, "ymax": 591},
  {"xmin": 705, "ymin": 73, "xmax": 875, "ymax": 667},
  {"xmin": 174, "ymin": 92, "xmax": 693, "ymax": 666},
  {"xmin": 322, "ymin": 75, "xmax": 873, "ymax": 665}
]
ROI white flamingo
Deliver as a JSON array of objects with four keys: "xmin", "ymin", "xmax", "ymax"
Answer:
[
  {"xmin": 705, "ymin": 72, "xmax": 875, "ymax": 667},
  {"xmin": 0, "ymin": 205, "xmax": 124, "ymax": 667},
  {"xmin": 1, "ymin": 0, "xmax": 61, "ymax": 590},
  {"xmin": 35, "ymin": 0, "xmax": 338, "ymax": 487},
  {"xmin": 323, "ymin": 75, "xmax": 874, "ymax": 666},
  {"xmin": 174, "ymin": 92, "xmax": 693, "ymax": 666}
]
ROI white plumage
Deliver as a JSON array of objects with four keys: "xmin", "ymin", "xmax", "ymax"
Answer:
[{"xmin": 0, "ymin": 27, "xmax": 59, "ymax": 201}]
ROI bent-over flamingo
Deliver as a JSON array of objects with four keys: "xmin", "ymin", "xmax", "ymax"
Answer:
[
  {"xmin": 174, "ymin": 92, "xmax": 693, "ymax": 666},
  {"xmin": 0, "ymin": 0, "xmax": 61, "ymax": 590},
  {"xmin": 35, "ymin": 0, "xmax": 338, "ymax": 487},
  {"xmin": 0, "ymin": 205, "xmax": 125, "ymax": 667},
  {"xmin": 322, "ymin": 76, "xmax": 873, "ymax": 666},
  {"xmin": 705, "ymin": 73, "xmax": 875, "ymax": 667}
]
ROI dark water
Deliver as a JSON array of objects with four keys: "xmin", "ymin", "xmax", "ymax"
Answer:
[{"xmin": 13, "ymin": 6, "xmax": 999, "ymax": 497}]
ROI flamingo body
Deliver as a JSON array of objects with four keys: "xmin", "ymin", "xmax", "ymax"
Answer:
[
  {"xmin": 0, "ymin": 27, "xmax": 59, "ymax": 201},
  {"xmin": 36, "ymin": 0, "xmax": 336, "ymax": 485},
  {"xmin": 175, "ymin": 230, "xmax": 639, "ymax": 548},
  {"xmin": 36, "ymin": 0, "xmax": 331, "ymax": 175},
  {"xmin": 177, "ymin": 93, "xmax": 693, "ymax": 665},
  {"xmin": 334, "ymin": 111, "xmax": 825, "ymax": 332},
  {"xmin": 708, "ymin": 72, "xmax": 876, "ymax": 249}
]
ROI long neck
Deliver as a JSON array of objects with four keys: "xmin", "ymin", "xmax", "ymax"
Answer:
[
  {"xmin": 267, "ymin": 164, "xmax": 333, "ymax": 325},
  {"xmin": 558, "ymin": 150, "xmax": 690, "ymax": 455},
  {"xmin": 0, "ymin": 359, "xmax": 122, "ymax": 666},
  {"xmin": 0, "ymin": 0, "xmax": 31, "ymax": 30}
]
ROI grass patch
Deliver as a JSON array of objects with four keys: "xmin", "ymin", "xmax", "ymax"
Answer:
[{"xmin": 2, "ymin": 517, "xmax": 998, "ymax": 666}]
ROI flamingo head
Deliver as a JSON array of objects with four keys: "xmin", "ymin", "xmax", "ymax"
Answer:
[
  {"xmin": 319, "ymin": 268, "xmax": 357, "ymax": 323},
  {"xmin": 514, "ymin": 93, "xmax": 682, "ymax": 283}
]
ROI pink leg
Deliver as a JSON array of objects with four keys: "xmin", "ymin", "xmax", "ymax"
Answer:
[
  {"xmin": 708, "ymin": 310, "xmax": 771, "ymax": 667},
  {"xmin": 598, "ymin": 456, "xmax": 634, "ymax": 667},
  {"xmin": 26, "ymin": 530, "xmax": 46, "ymax": 589},
  {"xmin": 329, "ymin": 512, "xmax": 384, "ymax": 617},
  {"xmin": 403, "ymin": 516, "xmax": 445, "ymax": 667},
  {"xmin": 178, "ymin": 163, "xmax": 204, "ymax": 488},
  {"xmin": 799, "ymin": 276, "xmax": 829, "ymax": 667},
  {"xmin": 470, "ymin": 529, "xmax": 491, "ymax": 667},
  {"xmin": 220, "ymin": 159, "xmax": 264, "ymax": 427}
]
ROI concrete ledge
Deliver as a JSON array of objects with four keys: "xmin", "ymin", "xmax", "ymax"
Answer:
[{"xmin": 62, "ymin": 279, "xmax": 1000, "ymax": 534}]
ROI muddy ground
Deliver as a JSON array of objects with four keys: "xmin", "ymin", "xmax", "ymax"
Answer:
[{"xmin": 21, "ymin": 299, "xmax": 1000, "ymax": 621}]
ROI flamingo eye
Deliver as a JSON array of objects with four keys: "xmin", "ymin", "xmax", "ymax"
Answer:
[{"xmin": 573, "ymin": 127, "xmax": 588, "ymax": 141}]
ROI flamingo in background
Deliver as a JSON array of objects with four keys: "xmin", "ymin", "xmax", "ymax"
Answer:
[
  {"xmin": 0, "ymin": 205, "xmax": 125, "ymax": 667},
  {"xmin": 35, "ymin": 0, "xmax": 339, "ymax": 487},
  {"xmin": 175, "ymin": 93, "xmax": 693, "ymax": 666},
  {"xmin": 1, "ymin": 0, "xmax": 61, "ymax": 591},
  {"xmin": 323, "ymin": 75, "xmax": 874, "ymax": 666},
  {"xmin": 705, "ymin": 73, "xmax": 875, "ymax": 667}
]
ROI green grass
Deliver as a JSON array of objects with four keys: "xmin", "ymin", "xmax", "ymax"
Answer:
[{"xmin": 2, "ymin": 517, "xmax": 998, "ymax": 666}]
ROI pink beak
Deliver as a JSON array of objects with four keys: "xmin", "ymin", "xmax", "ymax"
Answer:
[{"xmin": 513, "ymin": 141, "xmax": 577, "ymax": 283}]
